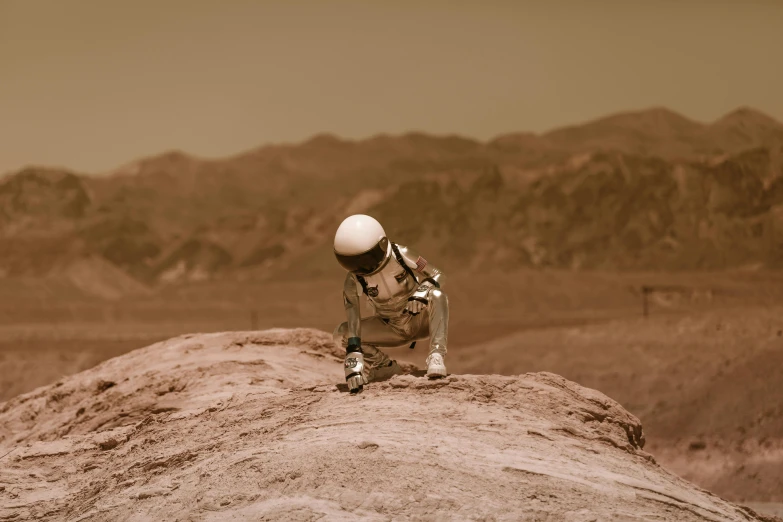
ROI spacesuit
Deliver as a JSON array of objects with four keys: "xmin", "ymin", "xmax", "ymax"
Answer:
[{"xmin": 332, "ymin": 214, "xmax": 449, "ymax": 393}]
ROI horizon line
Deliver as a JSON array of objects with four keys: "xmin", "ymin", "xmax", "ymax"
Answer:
[{"xmin": 3, "ymin": 104, "xmax": 778, "ymax": 178}]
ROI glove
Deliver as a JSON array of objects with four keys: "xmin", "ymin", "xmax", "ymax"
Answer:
[
  {"xmin": 404, "ymin": 296, "xmax": 428, "ymax": 316},
  {"xmin": 404, "ymin": 281, "xmax": 435, "ymax": 316},
  {"xmin": 345, "ymin": 351, "xmax": 370, "ymax": 394}
]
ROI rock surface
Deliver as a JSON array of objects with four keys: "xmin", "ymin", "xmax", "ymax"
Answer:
[{"xmin": 0, "ymin": 329, "xmax": 778, "ymax": 521}]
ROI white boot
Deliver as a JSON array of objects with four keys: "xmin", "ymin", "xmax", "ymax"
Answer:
[{"xmin": 426, "ymin": 353, "xmax": 447, "ymax": 379}]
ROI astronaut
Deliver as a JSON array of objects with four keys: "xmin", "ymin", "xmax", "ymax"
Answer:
[{"xmin": 332, "ymin": 214, "xmax": 449, "ymax": 394}]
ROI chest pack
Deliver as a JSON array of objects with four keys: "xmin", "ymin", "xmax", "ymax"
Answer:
[{"xmin": 355, "ymin": 242, "xmax": 418, "ymax": 296}]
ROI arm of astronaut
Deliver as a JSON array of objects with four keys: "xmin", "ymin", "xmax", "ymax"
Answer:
[
  {"xmin": 342, "ymin": 272, "xmax": 362, "ymax": 352},
  {"xmin": 342, "ymin": 272, "xmax": 369, "ymax": 393},
  {"xmin": 396, "ymin": 244, "xmax": 446, "ymax": 292}
]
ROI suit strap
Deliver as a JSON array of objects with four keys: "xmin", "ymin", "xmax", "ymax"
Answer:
[
  {"xmin": 391, "ymin": 242, "xmax": 419, "ymax": 285},
  {"xmin": 355, "ymin": 274, "xmax": 369, "ymax": 295}
]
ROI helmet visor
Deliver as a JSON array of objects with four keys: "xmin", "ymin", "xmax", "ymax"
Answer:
[{"xmin": 334, "ymin": 237, "xmax": 388, "ymax": 275}]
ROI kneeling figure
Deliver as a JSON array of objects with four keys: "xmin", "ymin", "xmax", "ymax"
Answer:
[{"xmin": 332, "ymin": 214, "xmax": 449, "ymax": 393}]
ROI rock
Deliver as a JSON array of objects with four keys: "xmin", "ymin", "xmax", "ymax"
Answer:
[{"xmin": 0, "ymin": 329, "xmax": 778, "ymax": 521}]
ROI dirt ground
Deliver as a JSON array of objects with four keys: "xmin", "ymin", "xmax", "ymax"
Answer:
[
  {"xmin": 1, "ymin": 269, "xmax": 782, "ymax": 506},
  {"xmin": 1, "ymin": 329, "xmax": 776, "ymax": 522}
]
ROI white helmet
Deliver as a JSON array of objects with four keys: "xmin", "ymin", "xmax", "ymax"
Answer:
[{"xmin": 333, "ymin": 214, "xmax": 390, "ymax": 274}]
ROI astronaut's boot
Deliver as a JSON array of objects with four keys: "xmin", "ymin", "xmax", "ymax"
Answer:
[
  {"xmin": 370, "ymin": 360, "xmax": 404, "ymax": 382},
  {"xmin": 362, "ymin": 345, "xmax": 403, "ymax": 382},
  {"xmin": 425, "ymin": 353, "xmax": 447, "ymax": 379}
]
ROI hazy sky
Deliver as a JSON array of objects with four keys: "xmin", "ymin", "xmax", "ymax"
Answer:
[{"xmin": 1, "ymin": 0, "xmax": 782, "ymax": 174}]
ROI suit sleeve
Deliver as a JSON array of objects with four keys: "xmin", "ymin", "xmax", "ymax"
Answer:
[
  {"xmin": 343, "ymin": 272, "xmax": 362, "ymax": 343},
  {"xmin": 396, "ymin": 244, "xmax": 446, "ymax": 289}
]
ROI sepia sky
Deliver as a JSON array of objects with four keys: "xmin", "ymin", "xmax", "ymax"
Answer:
[{"xmin": 1, "ymin": 0, "xmax": 782, "ymax": 174}]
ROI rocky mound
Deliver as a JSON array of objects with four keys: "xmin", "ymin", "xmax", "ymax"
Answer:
[{"xmin": 0, "ymin": 329, "xmax": 777, "ymax": 521}]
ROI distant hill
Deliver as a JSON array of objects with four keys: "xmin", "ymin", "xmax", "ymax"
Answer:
[
  {"xmin": 492, "ymin": 106, "xmax": 783, "ymax": 161},
  {"xmin": 1, "ymin": 107, "xmax": 782, "ymax": 290}
]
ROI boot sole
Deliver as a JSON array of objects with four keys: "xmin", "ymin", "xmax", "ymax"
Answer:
[{"xmin": 426, "ymin": 368, "xmax": 447, "ymax": 379}]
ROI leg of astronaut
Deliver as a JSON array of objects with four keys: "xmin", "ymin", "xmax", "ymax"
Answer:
[
  {"xmin": 424, "ymin": 288, "xmax": 449, "ymax": 378},
  {"xmin": 333, "ymin": 316, "xmax": 406, "ymax": 380}
]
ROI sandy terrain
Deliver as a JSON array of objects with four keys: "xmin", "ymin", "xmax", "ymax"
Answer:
[
  {"xmin": 4, "ymin": 269, "xmax": 780, "ymax": 402},
  {"xmin": 1, "ymin": 101, "xmax": 782, "ymax": 519},
  {"xmin": 1, "ymin": 328, "xmax": 778, "ymax": 521},
  {"xmin": 2, "ymin": 271, "xmax": 782, "ymax": 508},
  {"xmin": 452, "ymin": 304, "xmax": 783, "ymax": 503}
]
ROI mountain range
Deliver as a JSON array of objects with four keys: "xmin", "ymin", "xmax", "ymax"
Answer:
[{"xmin": 2, "ymin": 106, "xmax": 783, "ymax": 291}]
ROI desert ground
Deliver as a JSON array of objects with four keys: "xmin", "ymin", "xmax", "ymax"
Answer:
[
  {"xmin": 4, "ymin": 0, "xmax": 783, "ymax": 515},
  {"xmin": 1, "ymin": 328, "xmax": 780, "ymax": 521},
  {"xmin": 2, "ymin": 269, "xmax": 782, "ymax": 516},
  {"xmin": 3, "ymin": 105, "xmax": 783, "ymax": 518}
]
